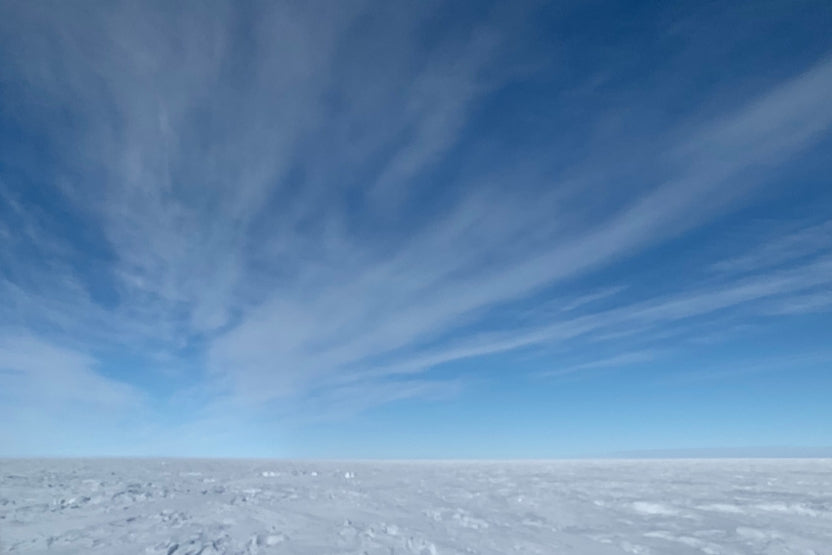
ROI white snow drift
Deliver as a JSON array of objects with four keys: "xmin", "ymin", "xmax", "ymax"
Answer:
[{"xmin": 1, "ymin": 459, "xmax": 831, "ymax": 554}]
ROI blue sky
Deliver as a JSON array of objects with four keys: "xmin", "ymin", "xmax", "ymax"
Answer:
[{"xmin": 1, "ymin": 0, "xmax": 831, "ymax": 458}]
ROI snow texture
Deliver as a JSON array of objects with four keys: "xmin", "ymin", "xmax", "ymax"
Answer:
[{"xmin": 1, "ymin": 459, "xmax": 831, "ymax": 554}]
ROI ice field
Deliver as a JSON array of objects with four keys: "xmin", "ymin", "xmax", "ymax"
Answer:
[{"xmin": 1, "ymin": 458, "xmax": 831, "ymax": 554}]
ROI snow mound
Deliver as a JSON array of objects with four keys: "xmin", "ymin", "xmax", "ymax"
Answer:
[{"xmin": 1, "ymin": 459, "xmax": 830, "ymax": 554}]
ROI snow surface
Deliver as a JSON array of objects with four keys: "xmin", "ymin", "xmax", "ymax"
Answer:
[{"xmin": 1, "ymin": 459, "xmax": 831, "ymax": 554}]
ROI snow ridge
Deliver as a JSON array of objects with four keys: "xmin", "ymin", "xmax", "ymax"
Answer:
[{"xmin": 1, "ymin": 459, "xmax": 831, "ymax": 554}]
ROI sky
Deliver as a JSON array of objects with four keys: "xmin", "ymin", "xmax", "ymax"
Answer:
[{"xmin": 0, "ymin": 0, "xmax": 831, "ymax": 458}]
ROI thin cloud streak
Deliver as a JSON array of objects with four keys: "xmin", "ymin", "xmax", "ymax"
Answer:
[
  {"xmin": 0, "ymin": 1, "xmax": 830, "ymax": 443},
  {"xmin": 363, "ymin": 253, "xmax": 832, "ymax": 380},
  {"xmin": 210, "ymin": 56, "xmax": 832, "ymax": 402},
  {"xmin": 536, "ymin": 351, "xmax": 660, "ymax": 378}
]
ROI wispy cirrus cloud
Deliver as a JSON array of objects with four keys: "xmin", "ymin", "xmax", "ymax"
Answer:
[
  {"xmin": 0, "ymin": 2, "xmax": 830, "ymax": 454},
  {"xmin": 209, "ymin": 56, "xmax": 832, "ymax": 402},
  {"xmin": 0, "ymin": 334, "xmax": 145, "ymax": 454},
  {"xmin": 711, "ymin": 220, "xmax": 832, "ymax": 276},
  {"xmin": 536, "ymin": 350, "xmax": 660, "ymax": 379},
  {"xmin": 0, "ymin": 335, "xmax": 139, "ymax": 408}
]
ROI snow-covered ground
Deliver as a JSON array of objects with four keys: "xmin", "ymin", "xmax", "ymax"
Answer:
[{"xmin": 1, "ymin": 459, "xmax": 830, "ymax": 554}]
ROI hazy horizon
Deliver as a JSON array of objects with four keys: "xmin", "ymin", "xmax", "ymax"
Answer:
[{"xmin": 5, "ymin": 445, "xmax": 832, "ymax": 461}]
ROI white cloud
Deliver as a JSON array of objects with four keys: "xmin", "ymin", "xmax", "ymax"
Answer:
[
  {"xmin": 0, "ymin": 1, "xmax": 831, "ymax": 432},
  {"xmin": 0, "ymin": 334, "xmax": 144, "ymax": 454},
  {"xmin": 536, "ymin": 350, "xmax": 660, "ymax": 378},
  {"xmin": 711, "ymin": 220, "xmax": 832, "ymax": 275},
  {"xmin": 209, "ymin": 55, "xmax": 832, "ymax": 403},
  {"xmin": 0, "ymin": 334, "xmax": 139, "ymax": 408}
]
